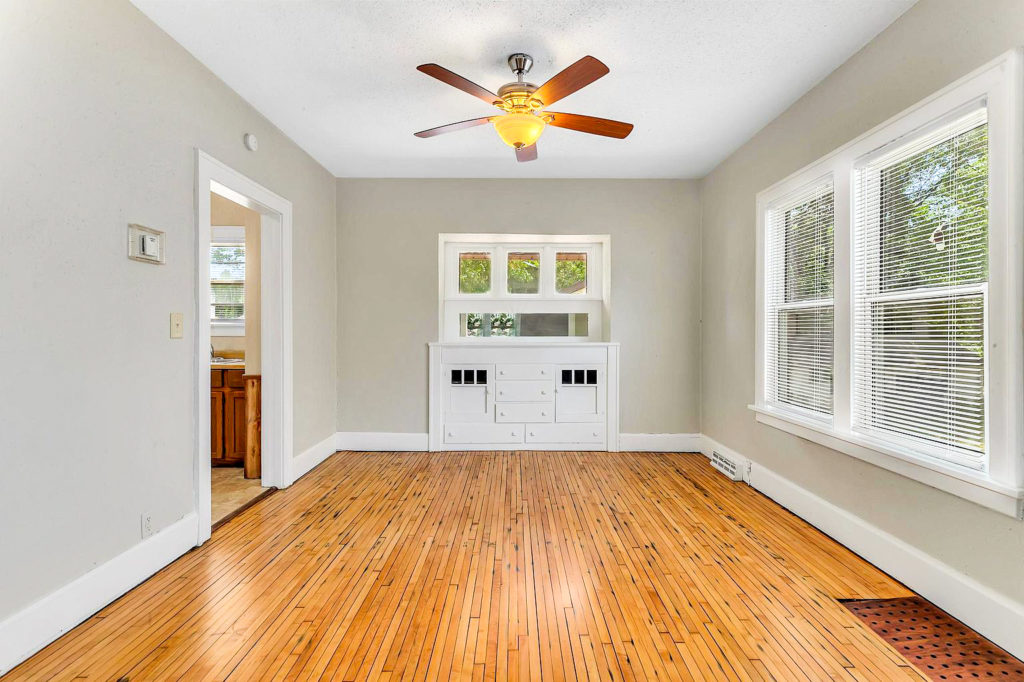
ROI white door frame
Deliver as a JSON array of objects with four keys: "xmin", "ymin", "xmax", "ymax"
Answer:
[{"xmin": 194, "ymin": 149, "xmax": 294, "ymax": 545}]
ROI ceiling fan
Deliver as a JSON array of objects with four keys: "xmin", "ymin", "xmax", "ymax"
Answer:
[{"xmin": 414, "ymin": 53, "xmax": 634, "ymax": 162}]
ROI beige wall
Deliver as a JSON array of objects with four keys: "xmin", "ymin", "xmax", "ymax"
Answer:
[
  {"xmin": 0, "ymin": 0, "xmax": 336, "ymax": 621},
  {"xmin": 336, "ymin": 179, "xmax": 701, "ymax": 435},
  {"xmin": 210, "ymin": 192, "xmax": 262, "ymax": 370},
  {"xmin": 699, "ymin": 0, "xmax": 1024, "ymax": 605}
]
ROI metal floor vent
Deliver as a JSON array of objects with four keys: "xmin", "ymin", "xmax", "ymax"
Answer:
[
  {"xmin": 710, "ymin": 450, "xmax": 743, "ymax": 481},
  {"xmin": 842, "ymin": 597, "xmax": 1024, "ymax": 681}
]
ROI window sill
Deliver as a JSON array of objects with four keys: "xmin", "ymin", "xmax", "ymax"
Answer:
[
  {"xmin": 211, "ymin": 321, "xmax": 245, "ymax": 337},
  {"xmin": 748, "ymin": 404, "xmax": 1023, "ymax": 519}
]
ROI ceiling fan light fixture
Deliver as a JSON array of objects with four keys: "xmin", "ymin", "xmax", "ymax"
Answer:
[
  {"xmin": 493, "ymin": 113, "xmax": 546, "ymax": 149},
  {"xmin": 414, "ymin": 54, "xmax": 631, "ymax": 162}
]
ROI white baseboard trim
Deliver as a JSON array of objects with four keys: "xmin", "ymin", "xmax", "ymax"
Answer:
[
  {"xmin": 336, "ymin": 432, "xmax": 429, "ymax": 452},
  {"xmin": 291, "ymin": 432, "xmax": 341, "ymax": 483},
  {"xmin": 700, "ymin": 434, "xmax": 1024, "ymax": 659},
  {"xmin": 335, "ymin": 431, "xmax": 702, "ymax": 454},
  {"xmin": 0, "ymin": 511, "xmax": 198, "ymax": 675},
  {"xmin": 619, "ymin": 432, "xmax": 703, "ymax": 452}
]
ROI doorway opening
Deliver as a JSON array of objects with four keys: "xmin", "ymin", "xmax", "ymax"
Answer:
[
  {"xmin": 194, "ymin": 150, "xmax": 294, "ymax": 545},
  {"xmin": 208, "ymin": 194, "xmax": 271, "ymax": 527}
]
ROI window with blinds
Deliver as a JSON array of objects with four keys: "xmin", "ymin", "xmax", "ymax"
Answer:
[
  {"xmin": 765, "ymin": 178, "xmax": 835, "ymax": 417},
  {"xmin": 852, "ymin": 108, "xmax": 988, "ymax": 468},
  {"xmin": 210, "ymin": 243, "xmax": 245, "ymax": 322}
]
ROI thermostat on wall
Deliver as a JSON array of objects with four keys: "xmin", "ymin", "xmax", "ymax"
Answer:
[{"xmin": 128, "ymin": 223, "xmax": 165, "ymax": 264}]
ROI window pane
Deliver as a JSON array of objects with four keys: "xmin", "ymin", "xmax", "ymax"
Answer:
[
  {"xmin": 507, "ymin": 252, "xmax": 540, "ymax": 294},
  {"xmin": 211, "ymin": 284, "xmax": 244, "ymax": 320},
  {"xmin": 776, "ymin": 305, "xmax": 833, "ymax": 414},
  {"xmin": 765, "ymin": 179, "xmax": 835, "ymax": 417},
  {"xmin": 210, "ymin": 244, "xmax": 244, "ymax": 321},
  {"xmin": 211, "ymin": 245, "xmax": 245, "ymax": 280},
  {"xmin": 854, "ymin": 110, "xmax": 989, "ymax": 464},
  {"xmin": 556, "ymin": 252, "xmax": 587, "ymax": 295},
  {"xmin": 860, "ymin": 295, "xmax": 985, "ymax": 455},
  {"xmin": 785, "ymin": 193, "xmax": 834, "ymax": 301},
  {"xmin": 878, "ymin": 123, "xmax": 988, "ymax": 292},
  {"xmin": 459, "ymin": 252, "xmax": 491, "ymax": 294},
  {"xmin": 459, "ymin": 313, "xmax": 588, "ymax": 338}
]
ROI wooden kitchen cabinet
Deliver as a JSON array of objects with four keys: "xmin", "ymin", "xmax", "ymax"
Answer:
[
  {"xmin": 211, "ymin": 392, "xmax": 224, "ymax": 460},
  {"xmin": 225, "ymin": 388, "xmax": 248, "ymax": 461},
  {"xmin": 211, "ymin": 368, "xmax": 246, "ymax": 466}
]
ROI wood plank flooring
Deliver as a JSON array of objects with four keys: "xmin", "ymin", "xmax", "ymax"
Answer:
[{"xmin": 5, "ymin": 451, "xmax": 925, "ymax": 681}]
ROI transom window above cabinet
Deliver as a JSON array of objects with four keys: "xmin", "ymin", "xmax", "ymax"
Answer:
[
  {"xmin": 450, "ymin": 244, "xmax": 599, "ymax": 299},
  {"xmin": 440, "ymin": 234, "xmax": 609, "ymax": 342}
]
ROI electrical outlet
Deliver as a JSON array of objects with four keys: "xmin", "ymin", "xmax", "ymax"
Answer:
[{"xmin": 141, "ymin": 512, "xmax": 154, "ymax": 539}]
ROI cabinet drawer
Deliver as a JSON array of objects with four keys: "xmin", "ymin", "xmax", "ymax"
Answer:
[
  {"xmin": 444, "ymin": 423, "xmax": 524, "ymax": 444},
  {"xmin": 210, "ymin": 369, "xmax": 223, "ymax": 388},
  {"xmin": 224, "ymin": 369, "xmax": 245, "ymax": 388},
  {"xmin": 495, "ymin": 403, "xmax": 554, "ymax": 423},
  {"xmin": 495, "ymin": 380, "xmax": 553, "ymax": 402},
  {"xmin": 525, "ymin": 423, "xmax": 606, "ymax": 444},
  {"xmin": 495, "ymin": 364, "xmax": 554, "ymax": 381}
]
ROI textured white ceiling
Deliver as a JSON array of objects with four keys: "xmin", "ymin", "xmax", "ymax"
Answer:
[{"xmin": 132, "ymin": 0, "xmax": 915, "ymax": 178}]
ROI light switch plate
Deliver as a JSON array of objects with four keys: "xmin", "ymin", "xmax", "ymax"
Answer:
[
  {"xmin": 128, "ymin": 223, "xmax": 165, "ymax": 264},
  {"xmin": 170, "ymin": 312, "xmax": 184, "ymax": 339}
]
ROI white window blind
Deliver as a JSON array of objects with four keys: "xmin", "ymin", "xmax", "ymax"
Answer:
[
  {"xmin": 765, "ymin": 179, "xmax": 835, "ymax": 417},
  {"xmin": 853, "ymin": 108, "xmax": 988, "ymax": 468},
  {"xmin": 210, "ymin": 243, "xmax": 245, "ymax": 322}
]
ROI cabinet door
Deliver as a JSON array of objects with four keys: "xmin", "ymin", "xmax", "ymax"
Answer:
[
  {"xmin": 225, "ymin": 389, "xmax": 248, "ymax": 460},
  {"xmin": 555, "ymin": 366, "xmax": 606, "ymax": 423},
  {"xmin": 211, "ymin": 391, "xmax": 225, "ymax": 462},
  {"xmin": 444, "ymin": 365, "xmax": 493, "ymax": 423}
]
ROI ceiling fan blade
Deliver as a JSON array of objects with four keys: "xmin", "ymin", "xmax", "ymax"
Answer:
[
  {"xmin": 545, "ymin": 112, "xmax": 633, "ymax": 139},
  {"xmin": 414, "ymin": 117, "xmax": 494, "ymax": 138},
  {"xmin": 533, "ymin": 56, "xmax": 609, "ymax": 106},
  {"xmin": 417, "ymin": 64, "xmax": 501, "ymax": 106},
  {"xmin": 515, "ymin": 144, "xmax": 538, "ymax": 163}
]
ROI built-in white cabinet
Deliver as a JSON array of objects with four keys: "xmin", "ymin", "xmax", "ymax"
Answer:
[{"xmin": 429, "ymin": 343, "xmax": 619, "ymax": 451}]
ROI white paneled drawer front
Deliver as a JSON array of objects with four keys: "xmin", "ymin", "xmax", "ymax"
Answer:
[
  {"xmin": 495, "ymin": 380, "xmax": 554, "ymax": 402},
  {"xmin": 495, "ymin": 364, "xmax": 554, "ymax": 381},
  {"xmin": 496, "ymin": 403, "xmax": 554, "ymax": 423},
  {"xmin": 525, "ymin": 423, "xmax": 606, "ymax": 444},
  {"xmin": 445, "ymin": 423, "xmax": 524, "ymax": 444}
]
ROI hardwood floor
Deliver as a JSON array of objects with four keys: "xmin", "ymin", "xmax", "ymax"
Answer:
[{"xmin": 6, "ymin": 451, "xmax": 925, "ymax": 681}]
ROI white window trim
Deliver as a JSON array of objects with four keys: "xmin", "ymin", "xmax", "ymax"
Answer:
[
  {"xmin": 438, "ymin": 233, "xmax": 611, "ymax": 343},
  {"xmin": 210, "ymin": 225, "xmax": 245, "ymax": 336},
  {"xmin": 753, "ymin": 48, "xmax": 1024, "ymax": 518}
]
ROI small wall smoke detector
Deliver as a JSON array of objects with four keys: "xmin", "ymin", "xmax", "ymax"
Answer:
[{"xmin": 243, "ymin": 133, "xmax": 259, "ymax": 152}]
